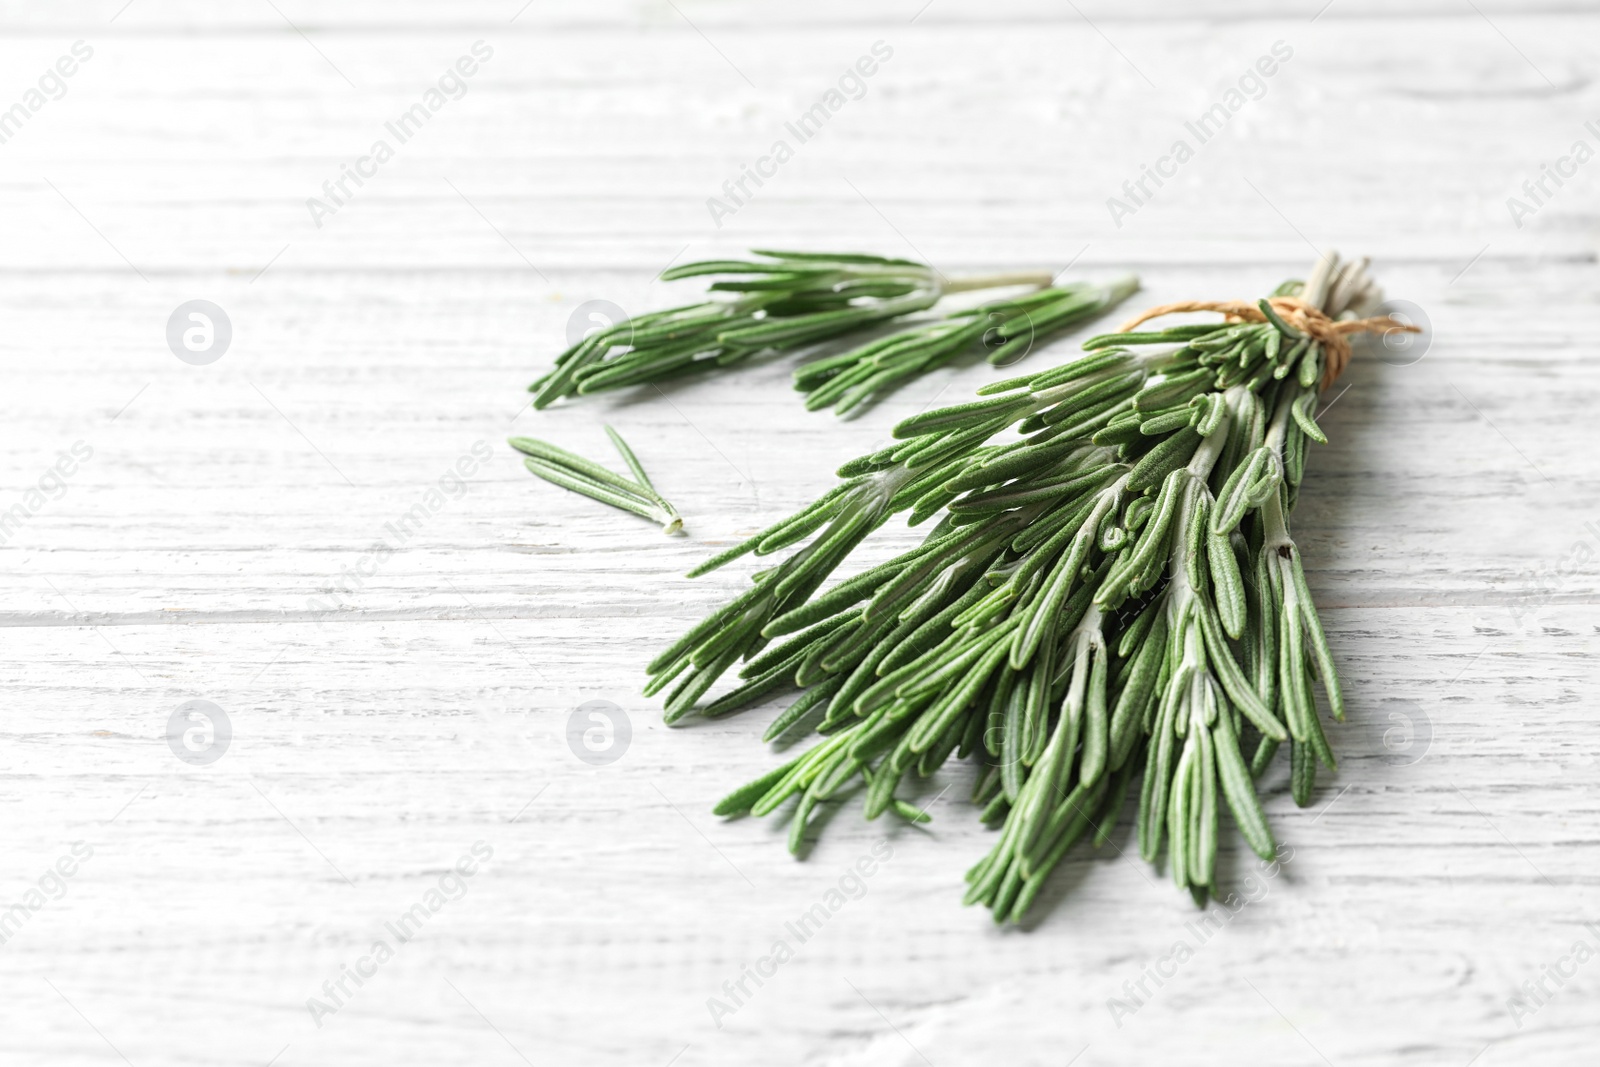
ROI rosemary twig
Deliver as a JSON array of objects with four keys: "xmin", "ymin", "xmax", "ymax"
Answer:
[
  {"xmin": 650, "ymin": 252, "xmax": 1407, "ymax": 920},
  {"xmin": 529, "ymin": 250, "xmax": 1088, "ymax": 409},
  {"xmin": 510, "ymin": 427, "xmax": 682, "ymax": 534},
  {"xmin": 795, "ymin": 275, "xmax": 1140, "ymax": 416}
]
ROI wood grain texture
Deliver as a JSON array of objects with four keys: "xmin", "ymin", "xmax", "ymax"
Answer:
[{"xmin": 0, "ymin": 2, "xmax": 1597, "ymax": 1065}]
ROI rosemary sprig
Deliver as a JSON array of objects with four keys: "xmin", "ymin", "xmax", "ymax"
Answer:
[
  {"xmin": 530, "ymin": 250, "xmax": 1069, "ymax": 409},
  {"xmin": 510, "ymin": 426, "xmax": 682, "ymax": 534},
  {"xmin": 794, "ymin": 275, "xmax": 1140, "ymax": 416},
  {"xmin": 651, "ymin": 252, "xmax": 1404, "ymax": 919}
]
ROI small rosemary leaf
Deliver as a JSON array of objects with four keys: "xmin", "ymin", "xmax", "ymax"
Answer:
[
  {"xmin": 1142, "ymin": 694, "xmax": 1181, "ymax": 863},
  {"xmin": 1195, "ymin": 720, "xmax": 1219, "ymax": 887},
  {"xmin": 1025, "ymin": 349, "xmax": 1133, "ymax": 391},
  {"xmin": 1257, "ymin": 298, "xmax": 1304, "ymax": 339},
  {"xmin": 1117, "ymin": 592, "xmax": 1163, "ymax": 658},
  {"xmin": 1211, "ymin": 446, "xmax": 1268, "ymax": 534},
  {"xmin": 1079, "ymin": 644, "xmax": 1110, "ymax": 786},
  {"xmin": 1291, "ymin": 391, "xmax": 1328, "ymax": 445},
  {"xmin": 1275, "ymin": 336, "xmax": 1309, "ymax": 380},
  {"xmin": 1109, "ymin": 615, "xmax": 1165, "ymax": 771},
  {"xmin": 646, "ymin": 581, "xmax": 769, "ymax": 676},
  {"xmin": 891, "ymin": 799, "xmax": 933, "ymax": 824},
  {"xmin": 893, "ymin": 395, "xmax": 1029, "ymax": 441},
  {"xmin": 603, "ymin": 425, "xmax": 656, "ymax": 491},
  {"xmin": 1196, "ymin": 600, "xmax": 1283, "ymax": 741},
  {"xmin": 1011, "ymin": 528, "xmax": 1089, "ymax": 670},
  {"xmin": 687, "ymin": 598, "xmax": 767, "ymax": 669},
  {"xmin": 1297, "ymin": 341, "xmax": 1322, "ymax": 388},
  {"xmin": 641, "ymin": 653, "xmax": 691, "ymax": 699},
  {"xmin": 1289, "ymin": 553, "xmax": 1345, "ymax": 720},
  {"xmin": 712, "ymin": 754, "xmax": 807, "ymax": 817},
  {"xmin": 604, "ymin": 425, "xmax": 681, "ymax": 530},
  {"xmin": 1014, "ymin": 777, "xmax": 1110, "ymax": 920},
  {"xmin": 1168, "ymin": 742, "xmax": 1194, "ymax": 888},
  {"xmin": 1209, "ymin": 703, "xmax": 1273, "ymax": 863},
  {"xmin": 1137, "ymin": 714, "xmax": 1161, "ymax": 861},
  {"xmin": 1207, "ymin": 526, "xmax": 1249, "ymax": 639},
  {"xmin": 811, "ymin": 746, "xmax": 868, "ymax": 800},
  {"xmin": 1038, "ymin": 370, "xmax": 1145, "ymax": 425},
  {"xmin": 795, "ymin": 620, "xmax": 867, "ymax": 686},
  {"xmin": 1304, "ymin": 686, "xmax": 1339, "ymax": 770},
  {"xmin": 1126, "ymin": 427, "xmax": 1201, "ymax": 493},
  {"xmin": 749, "ymin": 248, "xmax": 927, "ymax": 268},
  {"xmin": 686, "ymin": 530, "xmax": 771, "ymax": 579},
  {"xmin": 1277, "ymin": 580, "xmax": 1313, "ymax": 743},
  {"xmin": 665, "ymin": 643, "xmax": 747, "ymax": 723},
  {"xmin": 873, "ymin": 579, "xmax": 988, "ymax": 679},
  {"xmin": 701, "ymin": 660, "xmax": 800, "ymax": 719},
  {"xmin": 786, "ymin": 794, "xmax": 818, "ymax": 855},
  {"xmin": 1134, "ymin": 368, "xmax": 1211, "ymax": 413},
  {"xmin": 1190, "ymin": 326, "xmax": 1252, "ymax": 352},
  {"xmin": 519, "ymin": 458, "xmax": 662, "ymax": 524},
  {"xmin": 1080, "ymin": 331, "xmax": 1164, "ymax": 349},
  {"xmin": 1263, "ymin": 328, "xmax": 1282, "ymax": 364},
  {"xmin": 765, "ymin": 564, "xmax": 899, "ymax": 638},
  {"xmin": 950, "ymin": 465, "xmax": 1117, "ymax": 517},
  {"xmin": 977, "ymin": 369, "xmax": 1046, "ymax": 396},
  {"xmin": 1139, "ymin": 406, "xmax": 1197, "ymax": 437},
  {"xmin": 943, "ymin": 438, "xmax": 1086, "ymax": 495},
  {"xmin": 1250, "ymin": 735, "xmax": 1280, "ymax": 778},
  {"xmin": 661, "ymin": 259, "xmax": 797, "ymax": 280},
  {"xmin": 1290, "ymin": 738, "xmax": 1316, "ymax": 807},
  {"xmin": 909, "ymin": 638, "xmax": 1012, "ymax": 754},
  {"xmin": 741, "ymin": 610, "xmax": 857, "ymax": 678},
  {"xmin": 767, "ymin": 675, "xmax": 844, "ymax": 745},
  {"xmin": 1196, "ymin": 393, "xmax": 1229, "ymax": 437},
  {"xmin": 755, "ymin": 493, "xmax": 852, "ymax": 557}
]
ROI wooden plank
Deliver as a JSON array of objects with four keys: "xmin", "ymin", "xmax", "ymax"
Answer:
[{"xmin": 1, "ymin": 3, "xmax": 1598, "ymax": 1064}]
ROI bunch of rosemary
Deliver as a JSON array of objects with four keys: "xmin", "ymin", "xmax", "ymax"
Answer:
[
  {"xmin": 530, "ymin": 250, "xmax": 1133, "ymax": 412},
  {"xmin": 648, "ymin": 253, "xmax": 1410, "ymax": 919}
]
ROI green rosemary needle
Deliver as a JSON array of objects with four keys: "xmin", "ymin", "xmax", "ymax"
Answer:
[
  {"xmin": 651, "ymin": 252, "xmax": 1413, "ymax": 919},
  {"xmin": 510, "ymin": 426, "xmax": 682, "ymax": 534},
  {"xmin": 530, "ymin": 250, "xmax": 1073, "ymax": 409},
  {"xmin": 795, "ymin": 275, "xmax": 1140, "ymax": 416}
]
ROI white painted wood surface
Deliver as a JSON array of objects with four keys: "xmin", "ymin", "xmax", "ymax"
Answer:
[{"xmin": 1, "ymin": 2, "xmax": 1597, "ymax": 1064}]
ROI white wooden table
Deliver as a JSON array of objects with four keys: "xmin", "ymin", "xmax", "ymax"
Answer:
[{"xmin": 2, "ymin": 2, "xmax": 1597, "ymax": 1064}]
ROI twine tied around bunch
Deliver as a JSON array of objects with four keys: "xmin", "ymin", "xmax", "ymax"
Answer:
[{"xmin": 1115, "ymin": 296, "xmax": 1421, "ymax": 390}]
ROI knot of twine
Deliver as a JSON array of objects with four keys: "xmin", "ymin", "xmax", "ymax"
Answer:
[{"xmin": 1116, "ymin": 296, "xmax": 1421, "ymax": 390}]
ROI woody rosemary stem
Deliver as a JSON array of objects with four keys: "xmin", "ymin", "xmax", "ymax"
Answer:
[{"xmin": 941, "ymin": 269, "xmax": 1057, "ymax": 294}]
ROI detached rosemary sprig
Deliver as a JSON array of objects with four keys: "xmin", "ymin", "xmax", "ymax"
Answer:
[
  {"xmin": 650, "ymin": 252, "xmax": 1415, "ymax": 920},
  {"xmin": 510, "ymin": 426, "xmax": 682, "ymax": 534},
  {"xmin": 795, "ymin": 275, "xmax": 1140, "ymax": 416},
  {"xmin": 530, "ymin": 250, "xmax": 1070, "ymax": 408}
]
